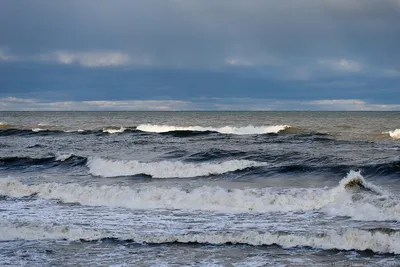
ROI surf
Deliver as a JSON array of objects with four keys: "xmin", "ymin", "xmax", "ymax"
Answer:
[{"xmin": 136, "ymin": 124, "xmax": 291, "ymax": 135}]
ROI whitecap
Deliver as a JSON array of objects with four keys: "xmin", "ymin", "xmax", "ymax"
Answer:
[
  {"xmin": 87, "ymin": 157, "xmax": 266, "ymax": 178},
  {"xmin": 136, "ymin": 124, "xmax": 290, "ymax": 135},
  {"xmin": 102, "ymin": 127, "xmax": 126, "ymax": 134}
]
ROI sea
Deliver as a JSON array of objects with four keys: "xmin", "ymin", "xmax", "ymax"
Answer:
[{"xmin": 0, "ymin": 111, "xmax": 399, "ymax": 267}]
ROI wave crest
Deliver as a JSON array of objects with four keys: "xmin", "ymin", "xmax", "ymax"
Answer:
[
  {"xmin": 136, "ymin": 124, "xmax": 291, "ymax": 135},
  {"xmin": 1, "ymin": 171, "xmax": 398, "ymax": 220},
  {"xmin": 389, "ymin": 129, "xmax": 400, "ymax": 139},
  {"xmin": 87, "ymin": 157, "xmax": 265, "ymax": 178},
  {"xmin": 1, "ymin": 222, "xmax": 399, "ymax": 254},
  {"xmin": 102, "ymin": 127, "xmax": 126, "ymax": 134}
]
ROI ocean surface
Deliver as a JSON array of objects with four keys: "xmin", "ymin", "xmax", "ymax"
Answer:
[{"xmin": 0, "ymin": 111, "xmax": 399, "ymax": 266}]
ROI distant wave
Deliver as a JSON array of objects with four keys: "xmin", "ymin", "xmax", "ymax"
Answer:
[
  {"xmin": 388, "ymin": 129, "xmax": 400, "ymax": 139},
  {"xmin": 1, "ymin": 171, "xmax": 399, "ymax": 221},
  {"xmin": 136, "ymin": 124, "xmax": 291, "ymax": 135},
  {"xmin": 0, "ymin": 221, "xmax": 398, "ymax": 254},
  {"xmin": 87, "ymin": 157, "xmax": 265, "ymax": 178},
  {"xmin": 0, "ymin": 128, "xmax": 137, "ymax": 136},
  {"xmin": 102, "ymin": 127, "xmax": 126, "ymax": 134}
]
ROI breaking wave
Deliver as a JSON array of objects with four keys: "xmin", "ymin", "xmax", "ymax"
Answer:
[
  {"xmin": 388, "ymin": 129, "xmax": 400, "ymax": 139},
  {"xmin": 0, "ymin": 222, "xmax": 399, "ymax": 254},
  {"xmin": 1, "ymin": 171, "xmax": 398, "ymax": 220},
  {"xmin": 136, "ymin": 124, "xmax": 291, "ymax": 135},
  {"xmin": 87, "ymin": 157, "xmax": 265, "ymax": 178},
  {"xmin": 102, "ymin": 127, "xmax": 126, "ymax": 134}
]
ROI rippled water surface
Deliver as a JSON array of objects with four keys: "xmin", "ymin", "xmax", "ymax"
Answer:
[{"xmin": 0, "ymin": 111, "xmax": 399, "ymax": 266}]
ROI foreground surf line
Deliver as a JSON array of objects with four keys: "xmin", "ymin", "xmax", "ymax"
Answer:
[
  {"xmin": 0, "ymin": 221, "xmax": 399, "ymax": 254},
  {"xmin": 1, "ymin": 171, "xmax": 398, "ymax": 220}
]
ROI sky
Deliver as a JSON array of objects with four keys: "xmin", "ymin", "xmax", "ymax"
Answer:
[{"xmin": 0, "ymin": 0, "xmax": 399, "ymax": 111}]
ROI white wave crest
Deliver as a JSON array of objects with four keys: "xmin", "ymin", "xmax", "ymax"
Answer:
[
  {"xmin": 136, "ymin": 124, "xmax": 290, "ymax": 135},
  {"xmin": 1, "ymin": 171, "xmax": 398, "ymax": 220},
  {"xmin": 388, "ymin": 129, "xmax": 400, "ymax": 139},
  {"xmin": 31, "ymin": 128, "xmax": 47, "ymax": 132},
  {"xmin": 102, "ymin": 127, "xmax": 126, "ymax": 134},
  {"xmin": 118, "ymin": 229, "xmax": 400, "ymax": 254},
  {"xmin": 0, "ymin": 222, "xmax": 103, "ymax": 241},
  {"xmin": 1, "ymin": 222, "xmax": 398, "ymax": 254},
  {"xmin": 55, "ymin": 153, "xmax": 73, "ymax": 162},
  {"xmin": 87, "ymin": 157, "xmax": 265, "ymax": 178}
]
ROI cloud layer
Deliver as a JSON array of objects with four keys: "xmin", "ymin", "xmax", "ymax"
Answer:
[
  {"xmin": 0, "ymin": 1, "xmax": 399, "ymax": 110},
  {"xmin": 1, "ymin": 97, "xmax": 399, "ymax": 111}
]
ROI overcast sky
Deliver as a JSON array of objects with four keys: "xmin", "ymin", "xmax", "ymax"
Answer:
[{"xmin": 0, "ymin": 0, "xmax": 399, "ymax": 110}]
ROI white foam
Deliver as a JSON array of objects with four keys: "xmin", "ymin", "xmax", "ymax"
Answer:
[
  {"xmin": 0, "ymin": 222, "xmax": 398, "ymax": 254},
  {"xmin": 87, "ymin": 157, "xmax": 265, "ymax": 178},
  {"xmin": 55, "ymin": 153, "xmax": 73, "ymax": 162},
  {"xmin": 122, "ymin": 229, "xmax": 400, "ymax": 254},
  {"xmin": 31, "ymin": 128, "xmax": 47, "ymax": 132},
  {"xmin": 1, "ymin": 172, "xmax": 398, "ymax": 220},
  {"xmin": 388, "ymin": 129, "xmax": 400, "ymax": 139},
  {"xmin": 63, "ymin": 129, "xmax": 86, "ymax": 133},
  {"xmin": 102, "ymin": 127, "xmax": 126, "ymax": 134},
  {"xmin": 136, "ymin": 124, "xmax": 290, "ymax": 135},
  {"xmin": 0, "ymin": 222, "xmax": 103, "ymax": 241}
]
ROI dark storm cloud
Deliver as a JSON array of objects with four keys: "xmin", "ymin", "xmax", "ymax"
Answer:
[
  {"xmin": 1, "ymin": 0, "xmax": 399, "ymax": 69},
  {"xmin": 0, "ymin": 0, "xmax": 399, "ymax": 110}
]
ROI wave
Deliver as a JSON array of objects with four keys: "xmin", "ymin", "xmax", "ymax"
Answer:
[
  {"xmin": 102, "ymin": 127, "xmax": 126, "ymax": 134},
  {"xmin": 273, "ymin": 161, "xmax": 400, "ymax": 176},
  {"xmin": 0, "ymin": 128, "xmax": 65, "ymax": 136},
  {"xmin": 388, "ymin": 129, "xmax": 400, "ymax": 139},
  {"xmin": 0, "ymin": 128, "xmax": 137, "ymax": 136},
  {"xmin": 136, "ymin": 124, "xmax": 291, "ymax": 135},
  {"xmin": 87, "ymin": 157, "xmax": 265, "ymax": 178},
  {"xmin": 186, "ymin": 148, "xmax": 247, "ymax": 161},
  {"xmin": 1, "ymin": 171, "xmax": 399, "ymax": 220},
  {"xmin": 0, "ymin": 154, "xmax": 87, "ymax": 169},
  {"xmin": 0, "ymin": 222, "xmax": 399, "ymax": 254},
  {"xmin": 0, "ymin": 221, "xmax": 103, "ymax": 241}
]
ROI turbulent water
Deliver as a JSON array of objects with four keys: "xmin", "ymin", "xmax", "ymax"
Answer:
[{"xmin": 0, "ymin": 111, "xmax": 399, "ymax": 266}]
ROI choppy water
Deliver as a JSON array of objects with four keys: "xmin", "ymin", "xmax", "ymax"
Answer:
[{"xmin": 0, "ymin": 111, "xmax": 399, "ymax": 266}]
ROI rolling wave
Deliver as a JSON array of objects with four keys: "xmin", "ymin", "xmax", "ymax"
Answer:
[
  {"xmin": 87, "ymin": 157, "xmax": 265, "ymax": 178},
  {"xmin": 136, "ymin": 124, "xmax": 291, "ymax": 135},
  {"xmin": 1, "ymin": 171, "xmax": 398, "ymax": 220},
  {"xmin": 0, "ymin": 222, "xmax": 399, "ymax": 254}
]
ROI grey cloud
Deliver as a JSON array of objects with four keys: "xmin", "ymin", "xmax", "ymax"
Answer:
[{"xmin": 0, "ymin": 0, "xmax": 399, "ymax": 70}]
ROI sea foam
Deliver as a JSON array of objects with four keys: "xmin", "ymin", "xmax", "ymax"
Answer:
[
  {"xmin": 136, "ymin": 124, "xmax": 290, "ymax": 135},
  {"xmin": 87, "ymin": 157, "xmax": 265, "ymax": 178},
  {"xmin": 0, "ymin": 222, "xmax": 398, "ymax": 254},
  {"xmin": 1, "ymin": 171, "xmax": 398, "ymax": 220},
  {"xmin": 389, "ymin": 129, "xmax": 400, "ymax": 139},
  {"xmin": 102, "ymin": 127, "xmax": 126, "ymax": 134}
]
